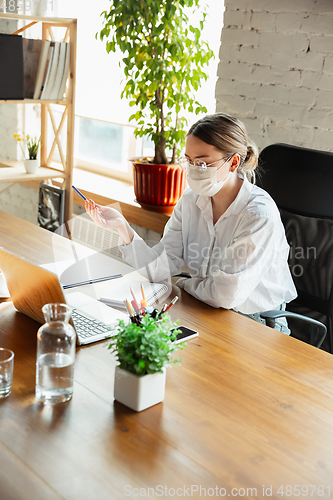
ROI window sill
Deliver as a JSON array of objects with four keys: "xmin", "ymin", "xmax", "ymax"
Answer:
[{"xmin": 22, "ymin": 168, "xmax": 172, "ymax": 234}]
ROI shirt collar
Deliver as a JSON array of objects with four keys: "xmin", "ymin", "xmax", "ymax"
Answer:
[{"xmin": 196, "ymin": 171, "xmax": 254, "ymax": 218}]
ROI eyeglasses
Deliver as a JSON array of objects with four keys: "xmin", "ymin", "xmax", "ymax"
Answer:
[{"xmin": 177, "ymin": 155, "xmax": 232, "ymax": 173}]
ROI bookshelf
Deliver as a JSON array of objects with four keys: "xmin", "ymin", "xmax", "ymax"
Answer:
[{"xmin": 0, "ymin": 13, "xmax": 77, "ymax": 225}]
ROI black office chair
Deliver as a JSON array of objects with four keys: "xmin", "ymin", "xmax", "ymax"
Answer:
[{"xmin": 257, "ymin": 143, "xmax": 333, "ymax": 352}]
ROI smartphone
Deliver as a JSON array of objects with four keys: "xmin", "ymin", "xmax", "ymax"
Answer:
[{"xmin": 171, "ymin": 325, "xmax": 199, "ymax": 344}]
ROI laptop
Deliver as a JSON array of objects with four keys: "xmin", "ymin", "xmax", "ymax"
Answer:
[{"xmin": 0, "ymin": 247, "xmax": 128, "ymax": 346}]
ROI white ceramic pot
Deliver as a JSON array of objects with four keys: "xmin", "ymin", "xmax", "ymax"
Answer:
[
  {"xmin": 24, "ymin": 159, "xmax": 39, "ymax": 174},
  {"xmin": 114, "ymin": 366, "xmax": 166, "ymax": 412}
]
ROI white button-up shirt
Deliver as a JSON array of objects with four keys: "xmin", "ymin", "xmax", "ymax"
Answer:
[{"xmin": 120, "ymin": 174, "xmax": 297, "ymax": 314}]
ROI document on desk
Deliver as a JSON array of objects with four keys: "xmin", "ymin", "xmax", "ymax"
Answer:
[
  {"xmin": 41, "ymin": 252, "xmax": 124, "ymax": 289},
  {"xmin": 98, "ymin": 273, "xmax": 171, "ymax": 309},
  {"xmin": 65, "ymin": 291, "xmax": 128, "ymax": 325}
]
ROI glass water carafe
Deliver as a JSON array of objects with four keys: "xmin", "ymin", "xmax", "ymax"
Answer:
[{"xmin": 35, "ymin": 303, "xmax": 76, "ymax": 403}]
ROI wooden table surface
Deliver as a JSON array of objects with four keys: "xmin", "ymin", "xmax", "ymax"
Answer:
[{"xmin": 1, "ymin": 211, "xmax": 333, "ymax": 500}]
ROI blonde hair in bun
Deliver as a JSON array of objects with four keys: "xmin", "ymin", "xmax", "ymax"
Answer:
[
  {"xmin": 241, "ymin": 139, "xmax": 259, "ymax": 182},
  {"xmin": 187, "ymin": 113, "xmax": 259, "ymax": 183}
]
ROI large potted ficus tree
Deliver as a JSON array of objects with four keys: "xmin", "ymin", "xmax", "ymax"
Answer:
[{"xmin": 97, "ymin": 0, "xmax": 214, "ymax": 213}]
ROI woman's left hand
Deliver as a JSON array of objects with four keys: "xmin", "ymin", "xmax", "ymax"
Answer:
[{"xmin": 85, "ymin": 199, "xmax": 134, "ymax": 244}]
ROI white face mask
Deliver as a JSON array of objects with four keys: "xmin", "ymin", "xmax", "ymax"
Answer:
[{"xmin": 186, "ymin": 160, "xmax": 231, "ymax": 197}]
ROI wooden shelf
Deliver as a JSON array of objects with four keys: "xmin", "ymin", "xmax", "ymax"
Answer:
[
  {"xmin": 0, "ymin": 161, "xmax": 66, "ymax": 183},
  {"xmin": 0, "ymin": 99, "xmax": 69, "ymax": 105},
  {"xmin": 0, "ymin": 13, "xmax": 76, "ymax": 24},
  {"xmin": 0, "ymin": 13, "xmax": 77, "ymax": 225}
]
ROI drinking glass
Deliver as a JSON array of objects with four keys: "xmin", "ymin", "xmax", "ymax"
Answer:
[{"xmin": 0, "ymin": 348, "xmax": 14, "ymax": 398}]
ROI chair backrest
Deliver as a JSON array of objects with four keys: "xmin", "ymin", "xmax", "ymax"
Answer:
[{"xmin": 257, "ymin": 143, "xmax": 333, "ymax": 351}]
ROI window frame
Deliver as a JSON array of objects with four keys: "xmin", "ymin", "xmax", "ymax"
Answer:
[
  {"xmin": 48, "ymin": 111, "xmax": 140, "ymax": 184},
  {"xmin": 73, "ymin": 115, "xmax": 139, "ymax": 183}
]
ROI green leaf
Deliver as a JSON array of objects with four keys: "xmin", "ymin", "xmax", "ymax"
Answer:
[
  {"xmin": 97, "ymin": 0, "xmax": 213, "ymax": 164},
  {"xmin": 107, "ymin": 314, "xmax": 184, "ymax": 376}
]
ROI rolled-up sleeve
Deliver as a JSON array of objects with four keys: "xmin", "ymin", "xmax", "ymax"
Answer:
[{"xmin": 120, "ymin": 200, "xmax": 185, "ymax": 282}]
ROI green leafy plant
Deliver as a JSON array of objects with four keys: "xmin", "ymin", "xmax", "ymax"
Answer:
[
  {"xmin": 108, "ymin": 314, "xmax": 184, "ymax": 376},
  {"xmin": 13, "ymin": 132, "xmax": 41, "ymax": 160},
  {"xmin": 97, "ymin": 0, "xmax": 214, "ymax": 164}
]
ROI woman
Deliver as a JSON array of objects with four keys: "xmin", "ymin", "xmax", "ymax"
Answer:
[{"xmin": 86, "ymin": 113, "xmax": 297, "ymax": 333}]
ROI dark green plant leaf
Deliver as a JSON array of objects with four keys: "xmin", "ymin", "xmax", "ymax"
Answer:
[
  {"xmin": 96, "ymin": 0, "xmax": 213, "ymax": 163},
  {"xmin": 108, "ymin": 314, "xmax": 184, "ymax": 376}
]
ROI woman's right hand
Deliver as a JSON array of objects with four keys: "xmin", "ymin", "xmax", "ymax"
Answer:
[{"xmin": 85, "ymin": 199, "xmax": 134, "ymax": 244}]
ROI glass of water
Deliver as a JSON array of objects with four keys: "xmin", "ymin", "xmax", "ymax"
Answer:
[
  {"xmin": 0, "ymin": 348, "xmax": 14, "ymax": 398},
  {"xmin": 35, "ymin": 303, "xmax": 76, "ymax": 404}
]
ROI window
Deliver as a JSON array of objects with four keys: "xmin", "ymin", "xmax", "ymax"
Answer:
[
  {"xmin": 74, "ymin": 116, "xmax": 138, "ymax": 181},
  {"xmin": 25, "ymin": 0, "xmax": 225, "ymax": 182},
  {"xmin": 45, "ymin": 108, "xmax": 139, "ymax": 182}
]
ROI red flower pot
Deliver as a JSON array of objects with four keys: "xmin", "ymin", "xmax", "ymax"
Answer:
[{"xmin": 132, "ymin": 161, "xmax": 186, "ymax": 214}]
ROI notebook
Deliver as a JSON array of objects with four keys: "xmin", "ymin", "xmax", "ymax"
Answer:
[
  {"xmin": 0, "ymin": 247, "xmax": 127, "ymax": 346},
  {"xmin": 98, "ymin": 274, "xmax": 171, "ymax": 309}
]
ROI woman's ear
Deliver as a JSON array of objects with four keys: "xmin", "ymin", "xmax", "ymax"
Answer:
[{"xmin": 229, "ymin": 154, "xmax": 241, "ymax": 172}]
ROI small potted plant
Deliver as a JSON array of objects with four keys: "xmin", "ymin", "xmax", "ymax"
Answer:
[
  {"xmin": 97, "ymin": 0, "xmax": 213, "ymax": 212},
  {"xmin": 13, "ymin": 132, "xmax": 41, "ymax": 174},
  {"xmin": 109, "ymin": 313, "xmax": 183, "ymax": 412}
]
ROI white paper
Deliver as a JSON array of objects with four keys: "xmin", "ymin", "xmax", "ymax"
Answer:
[
  {"xmin": 41, "ymin": 259, "xmax": 76, "ymax": 279},
  {"xmin": 65, "ymin": 291, "xmax": 127, "ymax": 325},
  {"xmin": 0, "ymin": 272, "xmax": 10, "ymax": 298}
]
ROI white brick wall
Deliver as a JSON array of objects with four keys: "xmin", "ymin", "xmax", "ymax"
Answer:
[
  {"xmin": 0, "ymin": 183, "xmax": 39, "ymax": 224},
  {"xmin": 216, "ymin": 0, "xmax": 333, "ymax": 152}
]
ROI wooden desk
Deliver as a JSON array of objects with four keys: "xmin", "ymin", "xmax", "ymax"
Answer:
[{"xmin": 1, "ymin": 210, "xmax": 333, "ymax": 499}]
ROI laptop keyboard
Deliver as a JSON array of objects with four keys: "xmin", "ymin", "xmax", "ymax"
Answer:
[{"xmin": 71, "ymin": 309, "xmax": 113, "ymax": 342}]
